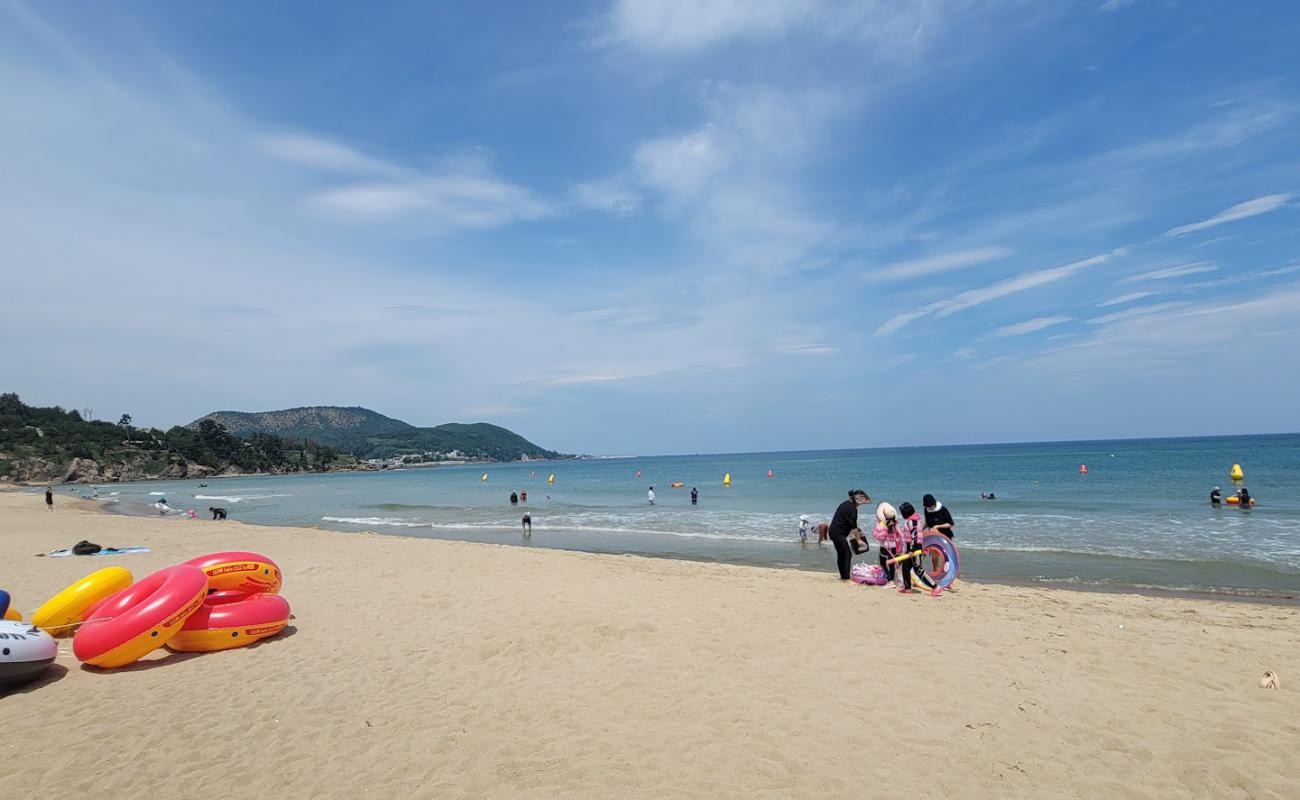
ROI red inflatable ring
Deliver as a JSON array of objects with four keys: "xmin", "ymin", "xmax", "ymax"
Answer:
[
  {"xmin": 73, "ymin": 565, "xmax": 208, "ymax": 668},
  {"xmin": 182, "ymin": 551, "xmax": 282, "ymax": 596},
  {"xmin": 167, "ymin": 594, "xmax": 291, "ymax": 653}
]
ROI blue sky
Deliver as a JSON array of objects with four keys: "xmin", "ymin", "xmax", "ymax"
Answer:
[{"xmin": 2, "ymin": 1, "xmax": 1299, "ymax": 455}]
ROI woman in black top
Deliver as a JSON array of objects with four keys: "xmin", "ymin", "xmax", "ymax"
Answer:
[
  {"xmin": 828, "ymin": 490, "xmax": 871, "ymax": 580},
  {"xmin": 922, "ymin": 493, "xmax": 956, "ymax": 589}
]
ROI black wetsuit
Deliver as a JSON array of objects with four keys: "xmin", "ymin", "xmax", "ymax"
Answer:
[
  {"xmin": 690, "ymin": 488, "xmax": 698, "ymax": 505},
  {"xmin": 1210, "ymin": 490, "xmax": 1221, "ymax": 506},
  {"xmin": 924, "ymin": 504, "xmax": 955, "ymax": 538},
  {"xmin": 510, "ymin": 492, "xmax": 518, "ymax": 505},
  {"xmin": 828, "ymin": 499, "xmax": 860, "ymax": 580}
]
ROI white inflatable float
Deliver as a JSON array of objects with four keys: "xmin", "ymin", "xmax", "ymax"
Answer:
[{"xmin": 1, "ymin": 620, "xmax": 58, "ymax": 689}]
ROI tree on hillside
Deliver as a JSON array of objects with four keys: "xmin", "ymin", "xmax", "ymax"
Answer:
[{"xmin": 118, "ymin": 413, "xmax": 132, "ymax": 427}]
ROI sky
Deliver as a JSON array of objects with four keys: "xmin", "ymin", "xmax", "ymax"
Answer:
[{"xmin": 2, "ymin": 1, "xmax": 1299, "ymax": 455}]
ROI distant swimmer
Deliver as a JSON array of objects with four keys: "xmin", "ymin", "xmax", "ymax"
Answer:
[
  {"xmin": 690, "ymin": 487, "xmax": 698, "ymax": 505},
  {"xmin": 980, "ymin": 492, "xmax": 997, "ymax": 500},
  {"xmin": 1237, "ymin": 487, "xmax": 1253, "ymax": 507},
  {"xmin": 520, "ymin": 490, "xmax": 528, "ymax": 503},
  {"xmin": 647, "ymin": 486, "xmax": 656, "ymax": 505},
  {"xmin": 510, "ymin": 491, "xmax": 519, "ymax": 505},
  {"xmin": 1210, "ymin": 487, "xmax": 1222, "ymax": 506},
  {"xmin": 521, "ymin": 513, "xmax": 532, "ymax": 536}
]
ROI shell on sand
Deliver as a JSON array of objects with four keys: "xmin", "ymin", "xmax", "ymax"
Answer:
[{"xmin": 1259, "ymin": 671, "xmax": 1280, "ymax": 689}]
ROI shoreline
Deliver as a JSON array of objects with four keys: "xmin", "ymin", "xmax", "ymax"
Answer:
[
  {"xmin": 86, "ymin": 492, "xmax": 1300, "ymax": 606},
  {"xmin": 3, "ymin": 491, "xmax": 1297, "ymax": 799}
]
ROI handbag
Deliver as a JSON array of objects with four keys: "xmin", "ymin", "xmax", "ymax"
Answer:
[{"xmin": 850, "ymin": 534, "xmax": 869, "ymax": 555}]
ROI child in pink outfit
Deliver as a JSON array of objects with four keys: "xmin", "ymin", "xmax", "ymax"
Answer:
[{"xmin": 872, "ymin": 502, "xmax": 913, "ymax": 592}]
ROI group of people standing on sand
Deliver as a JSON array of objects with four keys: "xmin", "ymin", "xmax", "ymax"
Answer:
[{"xmin": 821, "ymin": 489, "xmax": 957, "ymax": 592}]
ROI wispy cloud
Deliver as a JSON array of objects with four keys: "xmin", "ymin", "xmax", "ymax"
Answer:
[
  {"xmin": 308, "ymin": 174, "xmax": 552, "ymax": 228},
  {"xmin": 257, "ymin": 132, "xmax": 400, "ymax": 175},
  {"xmin": 1097, "ymin": 291, "xmax": 1158, "ymax": 307},
  {"xmin": 572, "ymin": 177, "xmax": 641, "ymax": 216},
  {"xmin": 864, "ymin": 246, "xmax": 1013, "ymax": 283},
  {"xmin": 875, "ymin": 253, "xmax": 1108, "ymax": 335},
  {"xmin": 1164, "ymin": 194, "xmax": 1291, "ymax": 238},
  {"xmin": 775, "ymin": 343, "xmax": 839, "ymax": 356},
  {"xmin": 1088, "ymin": 301, "xmax": 1186, "ymax": 325},
  {"xmin": 1120, "ymin": 262, "xmax": 1216, "ymax": 283},
  {"xmin": 600, "ymin": 0, "xmax": 945, "ymax": 54},
  {"xmin": 995, "ymin": 315, "xmax": 1072, "ymax": 337}
]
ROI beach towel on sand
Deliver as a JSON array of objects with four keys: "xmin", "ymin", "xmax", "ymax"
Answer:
[{"xmin": 42, "ymin": 546, "xmax": 150, "ymax": 558}]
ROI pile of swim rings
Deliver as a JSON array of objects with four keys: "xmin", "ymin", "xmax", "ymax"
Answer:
[{"xmin": 2, "ymin": 551, "xmax": 290, "ymax": 683}]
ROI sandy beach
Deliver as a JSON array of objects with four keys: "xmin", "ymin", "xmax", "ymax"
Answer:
[{"xmin": 1, "ymin": 490, "xmax": 1297, "ymax": 799}]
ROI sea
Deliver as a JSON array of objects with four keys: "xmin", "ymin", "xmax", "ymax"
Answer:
[{"xmin": 70, "ymin": 434, "xmax": 1300, "ymax": 598}]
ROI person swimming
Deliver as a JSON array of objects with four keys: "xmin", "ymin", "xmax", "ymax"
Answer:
[{"xmin": 1210, "ymin": 486, "xmax": 1222, "ymax": 506}]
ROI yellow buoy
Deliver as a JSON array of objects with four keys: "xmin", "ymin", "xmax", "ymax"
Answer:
[
  {"xmin": 723, "ymin": 473, "xmax": 731, "ymax": 486},
  {"xmin": 481, "ymin": 473, "xmax": 488, "ymax": 481},
  {"xmin": 1229, "ymin": 464, "xmax": 1244, "ymax": 481},
  {"xmin": 547, "ymin": 473, "xmax": 555, "ymax": 485}
]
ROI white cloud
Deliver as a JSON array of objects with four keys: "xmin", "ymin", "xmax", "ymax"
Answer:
[
  {"xmin": 1120, "ymin": 262, "xmax": 1216, "ymax": 283},
  {"xmin": 1087, "ymin": 301, "xmax": 1186, "ymax": 325},
  {"xmin": 1164, "ymin": 194, "xmax": 1291, "ymax": 238},
  {"xmin": 935, "ymin": 254, "xmax": 1108, "ymax": 318},
  {"xmin": 995, "ymin": 315, "xmax": 1072, "ymax": 337},
  {"xmin": 1097, "ymin": 291, "xmax": 1157, "ymax": 307},
  {"xmin": 875, "ymin": 253, "xmax": 1107, "ymax": 336},
  {"xmin": 865, "ymin": 246, "xmax": 1013, "ymax": 283},
  {"xmin": 632, "ymin": 127, "xmax": 726, "ymax": 207},
  {"xmin": 573, "ymin": 177, "xmax": 642, "ymax": 216},
  {"xmin": 601, "ymin": 0, "xmax": 947, "ymax": 55},
  {"xmin": 256, "ymin": 132, "xmax": 400, "ymax": 175},
  {"xmin": 309, "ymin": 174, "xmax": 553, "ymax": 228},
  {"xmin": 775, "ymin": 343, "xmax": 839, "ymax": 356}
]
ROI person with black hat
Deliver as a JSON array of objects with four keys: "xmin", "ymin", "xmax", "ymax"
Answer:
[{"xmin": 827, "ymin": 489, "xmax": 871, "ymax": 580}]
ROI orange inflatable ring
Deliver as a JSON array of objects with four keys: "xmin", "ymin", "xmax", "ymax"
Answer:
[
  {"xmin": 168, "ymin": 594, "xmax": 291, "ymax": 653},
  {"xmin": 73, "ymin": 565, "xmax": 207, "ymax": 668},
  {"xmin": 182, "ymin": 551, "xmax": 282, "ymax": 596}
]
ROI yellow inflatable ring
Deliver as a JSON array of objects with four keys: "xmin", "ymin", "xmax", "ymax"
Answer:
[{"xmin": 31, "ymin": 566, "xmax": 133, "ymax": 636}]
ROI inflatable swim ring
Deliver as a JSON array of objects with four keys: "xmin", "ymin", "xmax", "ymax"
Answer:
[
  {"xmin": 670, "ymin": 482, "xmax": 684, "ymax": 488},
  {"xmin": 920, "ymin": 534, "xmax": 960, "ymax": 591},
  {"xmin": 1, "ymin": 620, "xmax": 58, "ymax": 688},
  {"xmin": 73, "ymin": 565, "xmax": 207, "ymax": 668},
  {"xmin": 167, "ymin": 594, "xmax": 291, "ymax": 653},
  {"xmin": 1, "ymin": 589, "xmax": 18, "ymax": 621},
  {"xmin": 1224, "ymin": 496, "xmax": 1256, "ymax": 506},
  {"xmin": 182, "ymin": 551, "xmax": 282, "ymax": 596},
  {"xmin": 31, "ymin": 567, "xmax": 133, "ymax": 635}
]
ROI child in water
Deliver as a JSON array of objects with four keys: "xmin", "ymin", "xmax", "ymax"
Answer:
[{"xmin": 798, "ymin": 514, "xmax": 809, "ymax": 544}]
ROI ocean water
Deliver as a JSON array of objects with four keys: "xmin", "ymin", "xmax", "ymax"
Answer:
[{"xmin": 73, "ymin": 434, "xmax": 1300, "ymax": 597}]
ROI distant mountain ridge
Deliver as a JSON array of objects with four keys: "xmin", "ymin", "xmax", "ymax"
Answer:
[{"xmin": 191, "ymin": 406, "xmax": 562, "ymax": 462}]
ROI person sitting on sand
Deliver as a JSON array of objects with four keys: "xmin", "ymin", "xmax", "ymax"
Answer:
[
  {"xmin": 521, "ymin": 513, "xmax": 532, "ymax": 536},
  {"xmin": 1210, "ymin": 487, "xmax": 1222, "ymax": 506},
  {"xmin": 828, "ymin": 490, "xmax": 871, "ymax": 581}
]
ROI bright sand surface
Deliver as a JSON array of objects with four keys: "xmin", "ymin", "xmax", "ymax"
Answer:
[{"xmin": 2, "ymin": 491, "xmax": 1297, "ymax": 799}]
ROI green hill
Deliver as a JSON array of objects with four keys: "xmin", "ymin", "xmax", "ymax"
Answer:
[
  {"xmin": 191, "ymin": 406, "xmax": 562, "ymax": 462},
  {"xmin": 0, "ymin": 393, "xmax": 347, "ymax": 484}
]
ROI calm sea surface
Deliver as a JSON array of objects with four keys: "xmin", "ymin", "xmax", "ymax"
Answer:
[{"xmin": 79, "ymin": 434, "xmax": 1300, "ymax": 597}]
